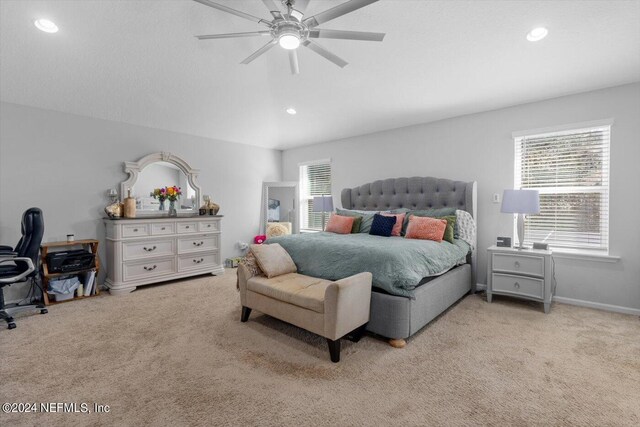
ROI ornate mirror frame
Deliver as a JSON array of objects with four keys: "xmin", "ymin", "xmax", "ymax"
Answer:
[{"xmin": 120, "ymin": 152, "xmax": 201, "ymax": 213}]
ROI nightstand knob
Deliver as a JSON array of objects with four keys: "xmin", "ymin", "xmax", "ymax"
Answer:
[
  {"xmin": 514, "ymin": 282, "xmax": 520, "ymax": 289},
  {"xmin": 514, "ymin": 261, "xmax": 520, "ymax": 268}
]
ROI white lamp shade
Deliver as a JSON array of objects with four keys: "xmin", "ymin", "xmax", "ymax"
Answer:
[
  {"xmin": 501, "ymin": 189, "xmax": 540, "ymax": 214},
  {"xmin": 312, "ymin": 195, "xmax": 333, "ymax": 212}
]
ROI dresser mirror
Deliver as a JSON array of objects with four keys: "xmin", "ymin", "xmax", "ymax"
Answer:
[
  {"xmin": 121, "ymin": 152, "xmax": 201, "ymax": 214},
  {"xmin": 262, "ymin": 182, "xmax": 299, "ymax": 236}
]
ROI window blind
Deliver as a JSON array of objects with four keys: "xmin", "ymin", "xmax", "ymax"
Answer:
[
  {"xmin": 514, "ymin": 125, "xmax": 610, "ymax": 251},
  {"xmin": 300, "ymin": 161, "xmax": 332, "ymax": 231}
]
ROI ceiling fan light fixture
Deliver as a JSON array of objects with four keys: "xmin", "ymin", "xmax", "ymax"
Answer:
[
  {"xmin": 279, "ymin": 33, "xmax": 300, "ymax": 50},
  {"xmin": 286, "ymin": 107, "xmax": 297, "ymax": 115}
]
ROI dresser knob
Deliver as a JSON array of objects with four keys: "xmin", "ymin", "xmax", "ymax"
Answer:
[
  {"xmin": 514, "ymin": 261, "xmax": 520, "ymax": 268},
  {"xmin": 143, "ymin": 245, "xmax": 156, "ymax": 252},
  {"xmin": 193, "ymin": 258, "xmax": 204, "ymax": 264},
  {"xmin": 133, "ymin": 228, "xmax": 138, "ymax": 232},
  {"xmin": 514, "ymin": 282, "xmax": 520, "ymax": 289},
  {"xmin": 161, "ymin": 227, "xmax": 166, "ymax": 230},
  {"xmin": 207, "ymin": 224, "xmax": 211, "ymax": 228},
  {"xmin": 144, "ymin": 265, "xmax": 157, "ymax": 271},
  {"xmin": 186, "ymin": 225, "xmax": 190, "ymax": 229}
]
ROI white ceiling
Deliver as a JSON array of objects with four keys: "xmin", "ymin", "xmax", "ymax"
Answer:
[{"xmin": 1, "ymin": 0, "xmax": 639, "ymax": 150}]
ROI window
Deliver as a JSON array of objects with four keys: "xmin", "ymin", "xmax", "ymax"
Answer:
[
  {"xmin": 514, "ymin": 122, "xmax": 610, "ymax": 252},
  {"xmin": 299, "ymin": 160, "xmax": 332, "ymax": 231}
]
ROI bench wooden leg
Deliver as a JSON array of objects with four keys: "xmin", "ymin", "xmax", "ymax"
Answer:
[
  {"xmin": 327, "ymin": 339, "xmax": 341, "ymax": 363},
  {"xmin": 240, "ymin": 306, "xmax": 252, "ymax": 322}
]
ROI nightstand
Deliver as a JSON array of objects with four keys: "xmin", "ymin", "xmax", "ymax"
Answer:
[{"xmin": 486, "ymin": 245, "xmax": 553, "ymax": 313}]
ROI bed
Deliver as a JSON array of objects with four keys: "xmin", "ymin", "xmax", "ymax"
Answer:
[{"xmin": 269, "ymin": 177, "xmax": 477, "ymax": 346}]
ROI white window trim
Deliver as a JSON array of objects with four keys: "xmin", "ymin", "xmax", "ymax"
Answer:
[
  {"xmin": 513, "ymin": 120, "xmax": 612, "ymax": 254},
  {"xmin": 512, "ymin": 118, "xmax": 614, "ymax": 139}
]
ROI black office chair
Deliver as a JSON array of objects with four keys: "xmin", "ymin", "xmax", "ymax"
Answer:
[{"xmin": 0, "ymin": 207, "xmax": 47, "ymax": 329}]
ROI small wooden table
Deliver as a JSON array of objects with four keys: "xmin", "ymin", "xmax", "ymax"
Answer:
[{"xmin": 41, "ymin": 239, "xmax": 101, "ymax": 305}]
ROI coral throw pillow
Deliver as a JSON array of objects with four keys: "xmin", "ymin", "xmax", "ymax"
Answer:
[
  {"xmin": 405, "ymin": 216, "xmax": 447, "ymax": 242},
  {"xmin": 325, "ymin": 214, "xmax": 355, "ymax": 234},
  {"xmin": 381, "ymin": 212, "xmax": 406, "ymax": 236}
]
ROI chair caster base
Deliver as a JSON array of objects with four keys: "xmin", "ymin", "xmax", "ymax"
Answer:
[
  {"xmin": 40, "ymin": 309, "xmax": 48, "ymax": 314},
  {"xmin": 8, "ymin": 322, "xmax": 16, "ymax": 329}
]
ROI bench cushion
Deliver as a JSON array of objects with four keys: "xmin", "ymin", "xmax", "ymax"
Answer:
[{"xmin": 247, "ymin": 273, "xmax": 332, "ymax": 313}]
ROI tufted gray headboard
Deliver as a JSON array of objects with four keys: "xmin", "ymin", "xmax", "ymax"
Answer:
[{"xmin": 341, "ymin": 176, "xmax": 477, "ymax": 220}]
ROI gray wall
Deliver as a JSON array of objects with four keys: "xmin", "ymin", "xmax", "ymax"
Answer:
[
  {"xmin": 0, "ymin": 102, "xmax": 281, "ymax": 301},
  {"xmin": 282, "ymin": 83, "xmax": 640, "ymax": 313}
]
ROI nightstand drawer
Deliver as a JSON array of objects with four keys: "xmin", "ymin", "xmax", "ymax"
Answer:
[
  {"xmin": 493, "ymin": 253, "xmax": 544, "ymax": 277},
  {"xmin": 491, "ymin": 273, "xmax": 544, "ymax": 300}
]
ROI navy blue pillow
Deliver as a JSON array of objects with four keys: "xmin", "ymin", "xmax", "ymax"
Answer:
[{"xmin": 369, "ymin": 214, "xmax": 396, "ymax": 237}]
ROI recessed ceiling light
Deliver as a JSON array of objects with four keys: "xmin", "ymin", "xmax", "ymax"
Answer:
[
  {"xmin": 527, "ymin": 27, "xmax": 548, "ymax": 42},
  {"xmin": 34, "ymin": 19, "xmax": 58, "ymax": 33},
  {"xmin": 286, "ymin": 108, "xmax": 297, "ymax": 115}
]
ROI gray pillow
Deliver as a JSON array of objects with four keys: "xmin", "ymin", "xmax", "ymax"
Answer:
[
  {"xmin": 251, "ymin": 243, "xmax": 297, "ymax": 278},
  {"xmin": 337, "ymin": 208, "xmax": 377, "ymax": 233}
]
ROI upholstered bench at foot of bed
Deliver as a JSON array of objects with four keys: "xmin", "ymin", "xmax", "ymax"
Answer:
[{"xmin": 238, "ymin": 265, "xmax": 372, "ymax": 363}]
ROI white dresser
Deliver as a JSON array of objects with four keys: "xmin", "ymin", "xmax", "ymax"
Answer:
[
  {"xmin": 486, "ymin": 245, "xmax": 553, "ymax": 313},
  {"xmin": 104, "ymin": 216, "xmax": 224, "ymax": 295}
]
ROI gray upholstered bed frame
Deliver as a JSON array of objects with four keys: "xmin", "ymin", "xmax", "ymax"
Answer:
[{"xmin": 341, "ymin": 177, "xmax": 477, "ymax": 344}]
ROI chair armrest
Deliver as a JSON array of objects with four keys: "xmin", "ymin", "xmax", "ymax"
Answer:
[
  {"xmin": 0, "ymin": 257, "xmax": 35, "ymax": 284},
  {"xmin": 0, "ymin": 245, "xmax": 14, "ymax": 252},
  {"xmin": 324, "ymin": 272, "xmax": 373, "ymax": 340},
  {"xmin": 0, "ymin": 251, "xmax": 18, "ymax": 258}
]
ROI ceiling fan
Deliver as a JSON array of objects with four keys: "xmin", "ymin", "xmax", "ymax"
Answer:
[{"xmin": 193, "ymin": 0, "xmax": 385, "ymax": 74}]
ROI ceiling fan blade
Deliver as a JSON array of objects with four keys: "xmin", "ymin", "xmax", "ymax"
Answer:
[
  {"xmin": 240, "ymin": 40, "xmax": 278, "ymax": 64},
  {"xmin": 262, "ymin": 0, "xmax": 281, "ymax": 12},
  {"xmin": 302, "ymin": 40, "xmax": 348, "ymax": 68},
  {"xmin": 289, "ymin": 50, "xmax": 300, "ymax": 75},
  {"xmin": 294, "ymin": 0, "xmax": 311, "ymax": 13},
  {"xmin": 308, "ymin": 29, "xmax": 385, "ymax": 42},
  {"xmin": 304, "ymin": 0, "xmax": 378, "ymax": 28},
  {"xmin": 196, "ymin": 31, "xmax": 272, "ymax": 40},
  {"xmin": 193, "ymin": 0, "xmax": 270, "ymax": 25}
]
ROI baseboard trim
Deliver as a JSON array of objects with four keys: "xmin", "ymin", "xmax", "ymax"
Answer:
[
  {"xmin": 552, "ymin": 296, "xmax": 640, "ymax": 316},
  {"xmin": 475, "ymin": 283, "xmax": 640, "ymax": 316}
]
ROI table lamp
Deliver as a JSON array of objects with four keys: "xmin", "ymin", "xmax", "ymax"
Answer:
[
  {"xmin": 312, "ymin": 195, "xmax": 334, "ymax": 230},
  {"xmin": 501, "ymin": 189, "xmax": 540, "ymax": 249}
]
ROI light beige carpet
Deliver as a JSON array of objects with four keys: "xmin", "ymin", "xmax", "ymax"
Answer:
[{"xmin": 1, "ymin": 269, "xmax": 639, "ymax": 426}]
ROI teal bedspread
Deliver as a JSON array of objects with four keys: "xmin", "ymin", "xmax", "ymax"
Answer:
[{"xmin": 266, "ymin": 232, "xmax": 470, "ymax": 298}]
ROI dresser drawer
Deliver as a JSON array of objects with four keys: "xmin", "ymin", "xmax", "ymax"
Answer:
[
  {"xmin": 493, "ymin": 253, "xmax": 544, "ymax": 277},
  {"xmin": 123, "ymin": 258, "xmax": 176, "ymax": 281},
  {"xmin": 177, "ymin": 234, "xmax": 219, "ymax": 253},
  {"xmin": 177, "ymin": 222, "xmax": 198, "ymax": 234},
  {"xmin": 492, "ymin": 273, "xmax": 544, "ymax": 300},
  {"xmin": 178, "ymin": 252, "xmax": 220, "ymax": 272},
  {"xmin": 122, "ymin": 224, "xmax": 149, "ymax": 238},
  {"xmin": 198, "ymin": 220, "xmax": 220, "ymax": 232},
  {"xmin": 122, "ymin": 238, "xmax": 174, "ymax": 261},
  {"xmin": 151, "ymin": 222, "xmax": 175, "ymax": 235}
]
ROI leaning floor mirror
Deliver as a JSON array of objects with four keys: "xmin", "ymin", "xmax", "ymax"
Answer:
[{"xmin": 262, "ymin": 182, "xmax": 299, "ymax": 237}]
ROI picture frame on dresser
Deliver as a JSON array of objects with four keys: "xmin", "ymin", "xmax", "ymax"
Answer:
[{"xmin": 104, "ymin": 152, "xmax": 224, "ymax": 295}]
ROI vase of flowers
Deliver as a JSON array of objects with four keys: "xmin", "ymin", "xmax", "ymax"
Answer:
[{"xmin": 151, "ymin": 186, "xmax": 182, "ymax": 216}]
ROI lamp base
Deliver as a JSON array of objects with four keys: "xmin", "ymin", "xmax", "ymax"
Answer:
[{"xmin": 516, "ymin": 213, "xmax": 526, "ymax": 249}]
